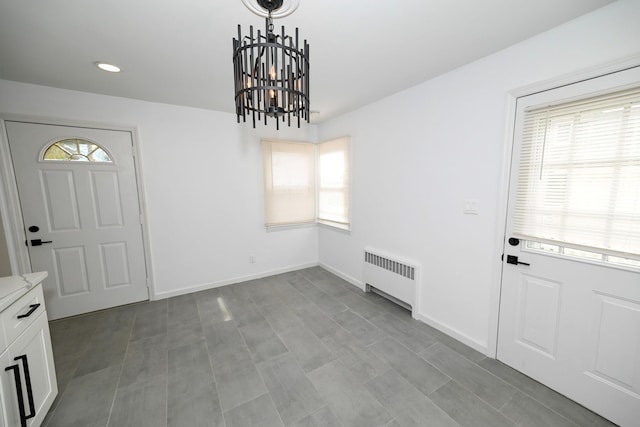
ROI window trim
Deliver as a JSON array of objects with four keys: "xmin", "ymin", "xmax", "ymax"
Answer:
[
  {"xmin": 40, "ymin": 137, "xmax": 114, "ymax": 163},
  {"xmin": 522, "ymin": 240, "xmax": 640, "ymax": 272},
  {"xmin": 262, "ymin": 136, "xmax": 351, "ymax": 231},
  {"xmin": 318, "ymin": 219, "xmax": 350, "ymax": 232}
]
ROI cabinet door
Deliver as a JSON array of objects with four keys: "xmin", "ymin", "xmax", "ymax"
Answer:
[
  {"xmin": 4, "ymin": 312, "xmax": 57, "ymax": 427},
  {"xmin": 0, "ymin": 349, "xmax": 21, "ymax": 426}
]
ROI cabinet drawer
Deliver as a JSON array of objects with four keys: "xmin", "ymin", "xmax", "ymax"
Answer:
[{"xmin": 1, "ymin": 285, "xmax": 45, "ymax": 346}]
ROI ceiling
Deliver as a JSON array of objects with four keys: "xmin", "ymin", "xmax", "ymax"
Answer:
[{"xmin": 0, "ymin": 0, "xmax": 615, "ymax": 123}]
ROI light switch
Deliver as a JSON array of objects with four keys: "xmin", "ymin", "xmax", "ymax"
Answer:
[{"xmin": 463, "ymin": 198, "xmax": 479, "ymax": 215}]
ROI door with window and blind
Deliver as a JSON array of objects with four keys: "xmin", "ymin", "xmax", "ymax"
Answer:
[{"xmin": 498, "ymin": 66, "xmax": 640, "ymax": 427}]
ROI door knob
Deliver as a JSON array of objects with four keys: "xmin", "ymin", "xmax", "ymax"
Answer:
[
  {"xmin": 506, "ymin": 255, "xmax": 530, "ymax": 266},
  {"xmin": 30, "ymin": 239, "xmax": 52, "ymax": 247}
]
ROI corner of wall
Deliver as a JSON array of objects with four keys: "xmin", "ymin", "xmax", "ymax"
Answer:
[
  {"xmin": 153, "ymin": 261, "xmax": 320, "ymax": 300},
  {"xmin": 414, "ymin": 311, "xmax": 488, "ymax": 355},
  {"xmin": 318, "ymin": 261, "xmax": 364, "ymax": 290}
]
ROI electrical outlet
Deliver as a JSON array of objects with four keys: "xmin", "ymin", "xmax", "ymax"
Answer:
[
  {"xmin": 463, "ymin": 198, "xmax": 479, "ymax": 215},
  {"xmin": 249, "ymin": 255, "xmax": 256, "ymax": 264}
]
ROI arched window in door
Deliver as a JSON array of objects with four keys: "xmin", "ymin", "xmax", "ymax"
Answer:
[{"xmin": 42, "ymin": 138, "xmax": 113, "ymax": 162}]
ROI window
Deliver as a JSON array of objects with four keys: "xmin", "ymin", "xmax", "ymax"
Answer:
[
  {"xmin": 262, "ymin": 140, "xmax": 316, "ymax": 226},
  {"xmin": 43, "ymin": 138, "xmax": 112, "ymax": 162},
  {"xmin": 318, "ymin": 137, "xmax": 350, "ymax": 228},
  {"xmin": 513, "ymin": 86, "xmax": 640, "ymax": 261},
  {"xmin": 524, "ymin": 241, "xmax": 640, "ymax": 269},
  {"xmin": 262, "ymin": 137, "xmax": 351, "ymax": 229}
]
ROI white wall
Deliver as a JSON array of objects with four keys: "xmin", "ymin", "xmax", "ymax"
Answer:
[
  {"xmin": 317, "ymin": 0, "xmax": 640, "ymax": 353},
  {"xmin": 0, "ymin": 81, "xmax": 319, "ymax": 297}
]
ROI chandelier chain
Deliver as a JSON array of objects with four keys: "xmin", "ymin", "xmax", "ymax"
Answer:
[{"xmin": 267, "ymin": 11, "xmax": 274, "ymax": 33}]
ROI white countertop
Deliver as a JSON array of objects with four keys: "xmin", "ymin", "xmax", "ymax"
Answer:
[{"xmin": 0, "ymin": 271, "xmax": 48, "ymax": 312}]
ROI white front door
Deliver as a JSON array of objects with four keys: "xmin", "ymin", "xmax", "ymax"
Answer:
[
  {"xmin": 498, "ymin": 67, "xmax": 640, "ymax": 427},
  {"xmin": 6, "ymin": 121, "xmax": 148, "ymax": 320}
]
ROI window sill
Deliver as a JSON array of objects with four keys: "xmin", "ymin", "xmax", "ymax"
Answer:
[
  {"xmin": 318, "ymin": 220, "xmax": 351, "ymax": 233},
  {"xmin": 265, "ymin": 222, "xmax": 317, "ymax": 232},
  {"xmin": 264, "ymin": 220, "xmax": 351, "ymax": 234}
]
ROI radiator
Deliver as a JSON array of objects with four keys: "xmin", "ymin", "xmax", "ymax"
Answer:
[{"xmin": 363, "ymin": 248, "xmax": 418, "ymax": 310}]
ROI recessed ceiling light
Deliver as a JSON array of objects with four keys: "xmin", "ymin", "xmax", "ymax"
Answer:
[{"xmin": 95, "ymin": 62, "xmax": 121, "ymax": 73}]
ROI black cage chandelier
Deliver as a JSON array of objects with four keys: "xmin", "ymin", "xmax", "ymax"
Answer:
[{"xmin": 233, "ymin": 0, "xmax": 310, "ymax": 128}]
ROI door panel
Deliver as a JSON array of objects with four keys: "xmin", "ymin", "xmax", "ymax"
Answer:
[
  {"xmin": 6, "ymin": 121, "xmax": 148, "ymax": 319},
  {"xmin": 54, "ymin": 246, "xmax": 90, "ymax": 296},
  {"xmin": 100, "ymin": 241, "xmax": 131, "ymax": 288},
  {"xmin": 515, "ymin": 274, "xmax": 561, "ymax": 358},
  {"xmin": 498, "ymin": 66, "xmax": 640, "ymax": 427},
  {"xmin": 590, "ymin": 294, "xmax": 640, "ymax": 393},
  {"xmin": 41, "ymin": 170, "xmax": 81, "ymax": 231},
  {"xmin": 91, "ymin": 170, "xmax": 124, "ymax": 227}
]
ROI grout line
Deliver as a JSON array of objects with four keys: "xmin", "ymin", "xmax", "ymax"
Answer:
[
  {"xmin": 421, "ymin": 341, "xmax": 439, "ymax": 353},
  {"xmin": 218, "ymin": 313, "xmax": 272, "ymax": 414},
  {"xmin": 416, "ymin": 347, "xmax": 514, "ymax": 414},
  {"xmin": 266, "ymin": 391, "xmax": 288, "ymax": 427},
  {"xmin": 477, "ymin": 360, "xmax": 585, "ymax": 427},
  {"xmin": 196, "ymin": 292, "xmax": 227, "ymax": 427},
  {"xmin": 163, "ymin": 299, "xmax": 172, "ymax": 427},
  {"xmin": 103, "ymin": 308, "xmax": 138, "ymax": 427}
]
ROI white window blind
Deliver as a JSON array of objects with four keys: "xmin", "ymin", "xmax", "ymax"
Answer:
[
  {"xmin": 318, "ymin": 137, "xmax": 350, "ymax": 227},
  {"xmin": 263, "ymin": 140, "xmax": 316, "ymax": 226},
  {"xmin": 513, "ymin": 86, "xmax": 640, "ymax": 260}
]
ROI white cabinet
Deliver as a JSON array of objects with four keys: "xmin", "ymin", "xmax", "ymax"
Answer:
[
  {"xmin": 0, "ymin": 351, "xmax": 10, "ymax": 427},
  {"xmin": 0, "ymin": 276, "xmax": 57, "ymax": 427}
]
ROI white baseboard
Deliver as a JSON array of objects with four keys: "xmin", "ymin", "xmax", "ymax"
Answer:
[
  {"xmin": 152, "ymin": 262, "xmax": 318, "ymax": 300},
  {"xmin": 415, "ymin": 311, "xmax": 488, "ymax": 355},
  {"xmin": 318, "ymin": 262, "xmax": 364, "ymax": 290}
]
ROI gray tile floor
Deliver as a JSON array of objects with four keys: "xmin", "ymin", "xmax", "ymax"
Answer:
[{"xmin": 43, "ymin": 267, "xmax": 616, "ymax": 427}]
